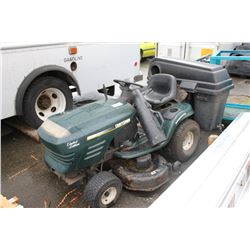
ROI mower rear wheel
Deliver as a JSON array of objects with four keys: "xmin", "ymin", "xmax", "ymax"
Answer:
[
  {"xmin": 84, "ymin": 171, "xmax": 122, "ymax": 208},
  {"xmin": 162, "ymin": 119, "xmax": 200, "ymax": 162}
]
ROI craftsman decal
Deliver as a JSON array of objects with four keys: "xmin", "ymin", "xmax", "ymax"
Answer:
[
  {"xmin": 87, "ymin": 118, "xmax": 131, "ymax": 141},
  {"xmin": 115, "ymin": 118, "xmax": 130, "ymax": 128}
]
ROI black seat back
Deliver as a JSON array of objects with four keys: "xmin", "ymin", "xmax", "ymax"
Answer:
[{"xmin": 144, "ymin": 74, "xmax": 177, "ymax": 105}]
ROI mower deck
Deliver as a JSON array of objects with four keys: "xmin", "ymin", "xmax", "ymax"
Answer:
[{"xmin": 109, "ymin": 155, "xmax": 172, "ymax": 192}]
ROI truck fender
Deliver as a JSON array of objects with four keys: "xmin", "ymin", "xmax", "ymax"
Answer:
[{"xmin": 15, "ymin": 65, "xmax": 81, "ymax": 116}]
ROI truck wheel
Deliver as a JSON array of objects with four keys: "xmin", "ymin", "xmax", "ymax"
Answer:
[
  {"xmin": 162, "ymin": 119, "xmax": 200, "ymax": 162},
  {"xmin": 23, "ymin": 76, "xmax": 73, "ymax": 128},
  {"xmin": 84, "ymin": 171, "xmax": 122, "ymax": 208}
]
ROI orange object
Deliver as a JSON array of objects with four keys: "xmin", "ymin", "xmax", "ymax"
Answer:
[{"xmin": 69, "ymin": 46, "xmax": 77, "ymax": 55}]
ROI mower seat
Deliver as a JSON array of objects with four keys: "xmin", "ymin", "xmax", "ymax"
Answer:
[{"xmin": 144, "ymin": 74, "xmax": 177, "ymax": 105}]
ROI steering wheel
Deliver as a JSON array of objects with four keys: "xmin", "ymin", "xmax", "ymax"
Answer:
[{"xmin": 113, "ymin": 79, "xmax": 143, "ymax": 88}]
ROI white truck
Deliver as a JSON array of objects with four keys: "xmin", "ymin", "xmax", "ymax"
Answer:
[{"xmin": 0, "ymin": 43, "xmax": 142, "ymax": 128}]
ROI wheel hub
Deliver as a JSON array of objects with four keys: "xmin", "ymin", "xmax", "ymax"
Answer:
[
  {"xmin": 35, "ymin": 88, "xmax": 66, "ymax": 121},
  {"xmin": 182, "ymin": 131, "xmax": 194, "ymax": 151},
  {"xmin": 37, "ymin": 95, "xmax": 51, "ymax": 110},
  {"xmin": 101, "ymin": 187, "xmax": 117, "ymax": 205}
]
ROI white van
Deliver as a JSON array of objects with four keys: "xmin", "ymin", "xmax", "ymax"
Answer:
[{"xmin": 0, "ymin": 43, "xmax": 142, "ymax": 128}]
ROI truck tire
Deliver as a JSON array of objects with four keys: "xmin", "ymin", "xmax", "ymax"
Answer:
[
  {"xmin": 23, "ymin": 76, "xmax": 73, "ymax": 128},
  {"xmin": 162, "ymin": 119, "xmax": 200, "ymax": 162},
  {"xmin": 84, "ymin": 171, "xmax": 122, "ymax": 208}
]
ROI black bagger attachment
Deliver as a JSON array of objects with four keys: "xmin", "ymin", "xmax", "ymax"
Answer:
[{"xmin": 148, "ymin": 57, "xmax": 234, "ymax": 131}]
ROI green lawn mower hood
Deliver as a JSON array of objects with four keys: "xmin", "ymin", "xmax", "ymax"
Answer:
[{"xmin": 38, "ymin": 99, "xmax": 136, "ymax": 174}]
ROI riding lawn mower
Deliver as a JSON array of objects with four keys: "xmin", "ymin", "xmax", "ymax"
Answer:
[{"xmin": 38, "ymin": 58, "xmax": 233, "ymax": 208}]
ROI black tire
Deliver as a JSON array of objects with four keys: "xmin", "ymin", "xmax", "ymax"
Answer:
[
  {"xmin": 162, "ymin": 119, "xmax": 200, "ymax": 162},
  {"xmin": 84, "ymin": 171, "xmax": 122, "ymax": 208},
  {"xmin": 23, "ymin": 76, "xmax": 73, "ymax": 129}
]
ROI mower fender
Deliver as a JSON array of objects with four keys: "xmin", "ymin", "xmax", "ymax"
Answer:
[
  {"xmin": 114, "ymin": 102, "xmax": 193, "ymax": 160},
  {"xmin": 163, "ymin": 102, "xmax": 194, "ymax": 142}
]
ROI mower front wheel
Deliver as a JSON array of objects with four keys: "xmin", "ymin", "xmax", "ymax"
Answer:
[
  {"xmin": 162, "ymin": 119, "xmax": 200, "ymax": 162},
  {"xmin": 84, "ymin": 171, "xmax": 122, "ymax": 208}
]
